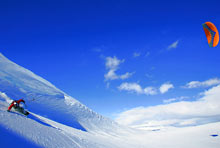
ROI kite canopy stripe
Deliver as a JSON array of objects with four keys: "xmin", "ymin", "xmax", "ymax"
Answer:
[{"xmin": 202, "ymin": 22, "xmax": 219, "ymax": 47}]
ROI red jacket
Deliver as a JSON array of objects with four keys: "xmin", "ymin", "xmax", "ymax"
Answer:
[{"xmin": 8, "ymin": 99, "xmax": 25, "ymax": 111}]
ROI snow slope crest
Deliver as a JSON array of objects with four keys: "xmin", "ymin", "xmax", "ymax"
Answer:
[{"xmin": 0, "ymin": 53, "xmax": 119, "ymax": 132}]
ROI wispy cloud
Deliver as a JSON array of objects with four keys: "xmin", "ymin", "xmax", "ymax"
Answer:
[
  {"xmin": 145, "ymin": 52, "xmax": 150, "ymax": 57},
  {"xmin": 163, "ymin": 96, "xmax": 189, "ymax": 103},
  {"xmin": 184, "ymin": 78, "xmax": 220, "ymax": 88},
  {"xmin": 167, "ymin": 40, "xmax": 179, "ymax": 50},
  {"xmin": 133, "ymin": 52, "xmax": 141, "ymax": 58},
  {"xmin": 163, "ymin": 98, "xmax": 176, "ymax": 104},
  {"xmin": 93, "ymin": 48, "xmax": 102, "ymax": 53},
  {"xmin": 145, "ymin": 74, "xmax": 153, "ymax": 79},
  {"xmin": 106, "ymin": 82, "xmax": 110, "ymax": 89},
  {"xmin": 104, "ymin": 56, "xmax": 133, "ymax": 81},
  {"xmin": 118, "ymin": 82, "xmax": 157, "ymax": 95},
  {"xmin": 159, "ymin": 82, "xmax": 174, "ymax": 94},
  {"xmin": 120, "ymin": 72, "xmax": 134, "ymax": 80},
  {"xmin": 115, "ymin": 85, "xmax": 220, "ymax": 127}
]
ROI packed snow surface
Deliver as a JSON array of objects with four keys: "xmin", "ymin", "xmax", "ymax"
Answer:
[{"xmin": 0, "ymin": 53, "xmax": 220, "ymax": 148}]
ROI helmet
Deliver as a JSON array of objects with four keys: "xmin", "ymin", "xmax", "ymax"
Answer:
[{"xmin": 19, "ymin": 102, "xmax": 25, "ymax": 108}]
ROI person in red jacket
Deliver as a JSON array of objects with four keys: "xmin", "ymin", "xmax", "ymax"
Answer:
[{"xmin": 7, "ymin": 99, "xmax": 25, "ymax": 112}]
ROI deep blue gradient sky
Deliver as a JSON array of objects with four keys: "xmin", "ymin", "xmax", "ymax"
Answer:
[{"xmin": 1, "ymin": 0, "xmax": 220, "ymax": 118}]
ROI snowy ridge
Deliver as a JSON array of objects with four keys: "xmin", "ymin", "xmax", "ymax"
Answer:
[
  {"xmin": 0, "ymin": 53, "xmax": 63, "ymax": 97},
  {"xmin": 0, "ymin": 53, "xmax": 59, "ymax": 92},
  {"xmin": 0, "ymin": 53, "xmax": 123, "ymax": 133}
]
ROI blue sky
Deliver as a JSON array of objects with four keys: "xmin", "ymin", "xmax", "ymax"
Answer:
[{"xmin": 1, "ymin": 0, "xmax": 220, "ymax": 119}]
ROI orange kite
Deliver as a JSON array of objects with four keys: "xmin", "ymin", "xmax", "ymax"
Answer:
[{"xmin": 202, "ymin": 22, "xmax": 219, "ymax": 47}]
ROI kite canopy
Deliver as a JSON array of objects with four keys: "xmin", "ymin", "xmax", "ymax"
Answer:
[{"xmin": 202, "ymin": 22, "xmax": 219, "ymax": 47}]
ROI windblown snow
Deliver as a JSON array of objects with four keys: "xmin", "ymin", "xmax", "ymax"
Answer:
[{"xmin": 0, "ymin": 53, "xmax": 220, "ymax": 148}]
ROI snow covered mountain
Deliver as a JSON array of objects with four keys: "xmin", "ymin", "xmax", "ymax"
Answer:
[
  {"xmin": 0, "ymin": 53, "xmax": 220, "ymax": 148},
  {"xmin": 0, "ymin": 53, "xmax": 121, "ymax": 133},
  {"xmin": 0, "ymin": 53, "xmax": 138, "ymax": 148}
]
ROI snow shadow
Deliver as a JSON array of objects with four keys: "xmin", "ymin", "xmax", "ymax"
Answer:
[
  {"xmin": 7, "ymin": 111, "xmax": 55, "ymax": 129},
  {"xmin": 0, "ymin": 125, "xmax": 41, "ymax": 148},
  {"xmin": 28, "ymin": 114, "xmax": 54, "ymax": 128},
  {"xmin": 28, "ymin": 102, "xmax": 87, "ymax": 132}
]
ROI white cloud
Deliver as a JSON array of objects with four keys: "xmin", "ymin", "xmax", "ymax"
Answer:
[
  {"xmin": 184, "ymin": 78, "xmax": 220, "ymax": 88},
  {"xmin": 143, "ymin": 87, "xmax": 157, "ymax": 95},
  {"xmin": 104, "ymin": 56, "xmax": 133, "ymax": 81},
  {"xmin": 167, "ymin": 40, "xmax": 179, "ymax": 50},
  {"xmin": 118, "ymin": 82, "xmax": 157, "ymax": 95},
  {"xmin": 118, "ymin": 83, "xmax": 143, "ymax": 94},
  {"xmin": 105, "ymin": 56, "xmax": 123, "ymax": 70},
  {"xmin": 133, "ymin": 52, "xmax": 141, "ymax": 58},
  {"xmin": 159, "ymin": 82, "xmax": 174, "ymax": 94},
  {"xmin": 115, "ymin": 85, "xmax": 220, "ymax": 127},
  {"xmin": 105, "ymin": 69, "xmax": 118, "ymax": 80},
  {"xmin": 118, "ymin": 82, "xmax": 174, "ymax": 95},
  {"xmin": 163, "ymin": 96, "xmax": 189, "ymax": 103}
]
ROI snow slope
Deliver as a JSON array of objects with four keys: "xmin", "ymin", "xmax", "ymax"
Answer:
[
  {"xmin": 0, "ymin": 53, "xmax": 220, "ymax": 148},
  {"xmin": 0, "ymin": 101, "xmax": 141, "ymax": 148},
  {"xmin": 0, "ymin": 53, "xmax": 123, "ymax": 133},
  {"xmin": 0, "ymin": 53, "xmax": 141, "ymax": 147}
]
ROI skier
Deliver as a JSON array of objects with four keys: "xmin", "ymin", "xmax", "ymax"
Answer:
[{"xmin": 7, "ymin": 99, "xmax": 29, "ymax": 115}]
